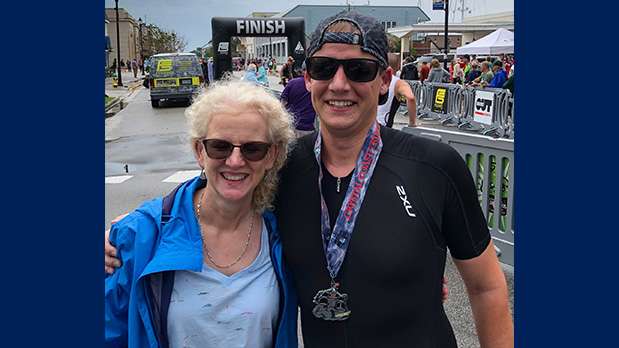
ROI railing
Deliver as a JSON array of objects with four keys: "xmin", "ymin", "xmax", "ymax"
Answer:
[
  {"xmin": 402, "ymin": 126, "xmax": 515, "ymax": 266},
  {"xmin": 406, "ymin": 80, "xmax": 514, "ymax": 139}
]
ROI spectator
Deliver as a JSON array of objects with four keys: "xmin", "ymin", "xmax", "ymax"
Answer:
[
  {"xmin": 419, "ymin": 61, "xmax": 430, "ymax": 82},
  {"xmin": 427, "ymin": 58, "xmax": 450, "ymax": 83},
  {"xmin": 279, "ymin": 56, "xmax": 294, "ymax": 87},
  {"xmin": 451, "ymin": 58, "xmax": 464, "ymax": 84},
  {"xmin": 242, "ymin": 64, "xmax": 261, "ymax": 85},
  {"xmin": 487, "ymin": 60, "xmax": 508, "ymax": 88},
  {"xmin": 461, "ymin": 54, "xmax": 472, "ymax": 78},
  {"xmin": 200, "ymin": 58, "xmax": 209, "ymax": 86},
  {"xmin": 256, "ymin": 60, "xmax": 269, "ymax": 86},
  {"xmin": 280, "ymin": 62, "xmax": 316, "ymax": 137},
  {"xmin": 400, "ymin": 56, "xmax": 419, "ymax": 80},
  {"xmin": 207, "ymin": 57, "xmax": 214, "ymax": 84},
  {"xmin": 464, "ymin": 60, "xmax": 481, "ymax": 85},
  {"xmin": 471, "ymin": 61, "xmax": 494, "ymax": 87},
  {"xmin": 131, "ymin": 59, "xmax": 139, "ymax": 78}
]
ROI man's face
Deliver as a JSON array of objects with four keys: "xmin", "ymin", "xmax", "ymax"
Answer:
[{"xmin": 305, "ymin": 42, "xmax": 391, "ymax": 135}]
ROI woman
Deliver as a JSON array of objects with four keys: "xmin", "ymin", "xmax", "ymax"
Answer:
[
  {"xmin": 105, "ymin": 81, "xmax": 298, "ymax": 348},
  {"xmin": 427, "ymin": 58, "xmax": 450, "ymax": 83},
  {"xmin": 256, "ymin": 60, "xmax": 269, "ymax": 86},
  {"xmin": 242, "ymin": 63, "xmax": 260, "ymax": 85}
]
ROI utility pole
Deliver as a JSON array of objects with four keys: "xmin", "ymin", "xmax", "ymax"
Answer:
[
  {"xmin": 138, "ymin": 18, "xmax": 144, "ymax": 76},
  {"xmin": 114, "ymin": 0, "xmax": 123, "ymax": 86},
  {"xmin": 443, "ymin": 0, "xmax": 449, "ymax": 70}
]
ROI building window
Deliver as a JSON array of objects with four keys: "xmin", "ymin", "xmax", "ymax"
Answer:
[{"xmin": 381, "ymin": 21, "xmax": 397, "ymax": 30}]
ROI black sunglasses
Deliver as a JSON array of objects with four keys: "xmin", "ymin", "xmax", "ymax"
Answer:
[
  {"xmin": 306, "ymin": 57, "xmax": 380, "ymax": 82},
  {"xmin": 202, "ymin": 139, "xmax": 272, "ymax": 162}
]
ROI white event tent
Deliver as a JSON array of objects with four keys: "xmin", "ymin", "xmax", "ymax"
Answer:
[{"xmin": 456, "ymin": 28, "xmax": 514, "ymax": 55}]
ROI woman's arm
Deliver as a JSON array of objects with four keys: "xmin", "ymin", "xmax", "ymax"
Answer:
[{"xmin": 454, "ymin": 242, "xmax": 514, "ymax": 348}]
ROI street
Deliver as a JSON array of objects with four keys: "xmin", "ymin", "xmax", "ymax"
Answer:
[{"xmin": 105, "ymin": 81, "xmax": 513, "ymax": 348}]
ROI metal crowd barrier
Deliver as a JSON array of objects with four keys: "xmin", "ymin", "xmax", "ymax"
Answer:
[
  {"xmin": 401, "ymin": 126, "xmax": 515, "ymax": 266},
  {"xmin": 403, "ymin": 80, "xmax": 514, "ymax": 139}
]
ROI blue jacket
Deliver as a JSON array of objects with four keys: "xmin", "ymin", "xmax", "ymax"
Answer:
[
  {"xmin": 105, "ymin": 177, "xmax": 298, "ymax": 348},
  {"xmin": 488, "ymin": 69, "xmax": 507, "ymax": 88}
]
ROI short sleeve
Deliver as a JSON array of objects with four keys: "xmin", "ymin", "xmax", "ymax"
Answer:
[
  {"xmin": 280, "ymin": 83, "xmax": 291, "ymax": 104},
  {"xmin": 441, "ymin": 148, "xmax": 491, "ymax": 260}
]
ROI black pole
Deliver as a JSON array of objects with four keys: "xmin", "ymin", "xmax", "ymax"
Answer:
[
  {"xmin": 138, "ymin": 18, "xmax": 144, "ymax": 76},
  {"xmin": 444, "ymin": 0, "xmax": 449, "ymax": 70},
  {"xmin": 115, "ymin": 0, "xmax": 123, "ymax": 86}
]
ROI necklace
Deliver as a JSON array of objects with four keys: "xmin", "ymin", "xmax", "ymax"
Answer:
[{"xmin": 195, "ymin": 189, "xmax": 254, "ymax": 269}]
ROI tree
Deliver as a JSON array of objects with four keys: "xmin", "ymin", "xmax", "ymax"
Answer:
[
  {"xmin": 143, "ymin": 24, "xmax": 187, "ymax": 56},
  {"xmin": 387, "ymin": 33, "xmax": 401, "ymax": 53}
]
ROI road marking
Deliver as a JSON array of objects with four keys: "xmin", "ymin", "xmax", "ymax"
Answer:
[
  {"xmin": 105, "ymin": 175, "xmax": 133, "ymax": 184},
  {"xmin": 162, "ymin": 170, "xmax": 201, "ymax": 183}
]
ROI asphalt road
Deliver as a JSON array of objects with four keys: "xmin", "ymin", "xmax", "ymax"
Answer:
[{"xmin": 105, "ymin": 84, "xmax": 513, "ymax": 347}]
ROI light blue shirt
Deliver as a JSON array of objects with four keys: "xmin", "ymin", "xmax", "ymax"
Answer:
[{"xmin": 167, "ymin": 220, "xmax": 280, "ymax": 348}]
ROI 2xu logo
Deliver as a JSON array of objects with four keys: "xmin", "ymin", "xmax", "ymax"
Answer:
[{"xmin": 396, "ymin": 186, "xmax": 416, "ymax": 217}]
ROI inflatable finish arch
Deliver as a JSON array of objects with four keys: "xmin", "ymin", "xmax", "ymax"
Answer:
[{"xmin": 211, "ymin": 17, "xmax": 306, "ymax": 81}]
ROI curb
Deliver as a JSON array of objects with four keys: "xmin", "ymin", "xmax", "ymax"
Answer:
[{"xmin": 105, "ymin": 79, "xmax": 143, "ymax": 117}]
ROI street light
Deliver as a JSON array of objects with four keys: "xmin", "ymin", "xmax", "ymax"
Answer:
[
  {"xmin": 115, "ymin": 0, "xmax": 123, "ymax": 86},
  {"xmin": 138, "ymin": 17, "xmax": 144, "ymax": 76}
]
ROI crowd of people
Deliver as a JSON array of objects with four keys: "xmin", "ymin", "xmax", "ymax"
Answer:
[
  {"xmin": 398, "ymin": 53, "xmax": 515, "ymax": 94},
  {"xmin": 108, "ymin": 57, "xmax": 145, "ymax": 79}
]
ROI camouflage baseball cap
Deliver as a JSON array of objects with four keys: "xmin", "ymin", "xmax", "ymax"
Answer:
[{"xmin": 307, "ymin": 11, "xmax": 389, "ymax": 69}]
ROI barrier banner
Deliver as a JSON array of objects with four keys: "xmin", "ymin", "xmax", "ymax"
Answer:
[
  {"xmin": 432, "ymin": 87, "xmax": 448, "ymax": 114},
  {"xmin": 474, "ymin": 90, "xmax": 494, "ymax": 125}
]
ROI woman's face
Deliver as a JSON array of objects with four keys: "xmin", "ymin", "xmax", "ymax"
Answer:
[{"xmin": 196, "ymin": 109, "xmax": 277, "ymax": 206}]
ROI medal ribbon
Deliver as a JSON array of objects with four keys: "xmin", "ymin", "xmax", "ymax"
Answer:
[{"xmin": 314, "ymin": 122, "xmax": 383, "ymax": 280}]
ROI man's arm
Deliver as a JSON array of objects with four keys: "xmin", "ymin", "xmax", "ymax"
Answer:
[
  {"xmin": 105, "ymin": 213, "xmax": 128, "ymax": 273},
  {"xmin": 395, "ymin": 79, "xmax": 417, "ymax": 127},
  {"xmin": 453, "ymin": 242, "xmax": 514, "ymax": 348}
]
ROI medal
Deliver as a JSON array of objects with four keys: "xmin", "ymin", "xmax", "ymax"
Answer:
[
  {"xmin": 312, "ymin": 122, "xmax": 383, "ymax": 321},
  {"xmin": 312, "ymin": 281, "xmax": 351, "ymax": 321}
]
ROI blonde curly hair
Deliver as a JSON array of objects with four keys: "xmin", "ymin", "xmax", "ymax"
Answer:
[{"xmin": 185, "ymin": 80, "xmax": 295, "ymax": 212}]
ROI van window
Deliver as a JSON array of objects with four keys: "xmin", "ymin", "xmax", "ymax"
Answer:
[{"xmin": 151, "ymin": 56, "xmax": 201, "ymax": 77}]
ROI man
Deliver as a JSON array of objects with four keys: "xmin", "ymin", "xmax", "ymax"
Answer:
[
  {"xmin": 462, "ymin": 54, "xmax": 472, "ymax": 78},
  {"xmin": 488, "ymin": 60, "xmax": 508, "ymax": 88},
  {"xmin": 131, "ymin": 59, "xmax": 139, "ymax": 78},
  {"xmin": 376, "ymin": 69, "xmax": 417, "ymax": 128},
  {"xmin": 276, "ymin": 11, "xmax": 512, "ymax": 347},
  {"xmin": 106, "ymin": 11, "xmax": 513, "ymax": 347},
  {"xmin": 207, "ymin": 57, "xmax": 214, "ymax": 84},
  {"xmin": 280, "ymin": 56, "xmax": 295, "ymax": 86},
  {"xmin": 465, "ymin": 60, "xmax": 482, "ymax": 85},
  {"xmin": 280, "ymin": 62, "xmax": 316, "ymax": 137},
  {"xmin": 199, "ymin": 58, "xmax": 209, "ymax": 86},
  {"xmin": 472, "ymin": 61, "xmax": 494, "ymax": 87},
  {"xmin": 399, "ymin": 56, "xmax": 419, "ymax": 80}
]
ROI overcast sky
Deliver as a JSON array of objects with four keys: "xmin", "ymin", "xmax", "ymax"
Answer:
[{"xmin": 104, "ymin": 0, "xmax": 513, "ymax": 50}]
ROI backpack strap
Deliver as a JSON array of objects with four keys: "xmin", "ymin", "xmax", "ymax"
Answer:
[{"xmin": 161, "ymin": 183, "xmax": 184, "ymax": 224}]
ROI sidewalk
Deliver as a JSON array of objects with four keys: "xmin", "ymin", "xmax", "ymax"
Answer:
[{"xmin": 105, "ymin": 70, "xmax": 144, "ymax": 99}]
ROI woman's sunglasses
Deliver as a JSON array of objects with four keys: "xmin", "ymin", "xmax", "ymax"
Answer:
[
  {"xmin": 306, "ymin": 57, "xmax": 380, "ymax": 83},
  {"xmin": 202, "ymin": 139, "xmax": 272, "ymax": 162}
]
